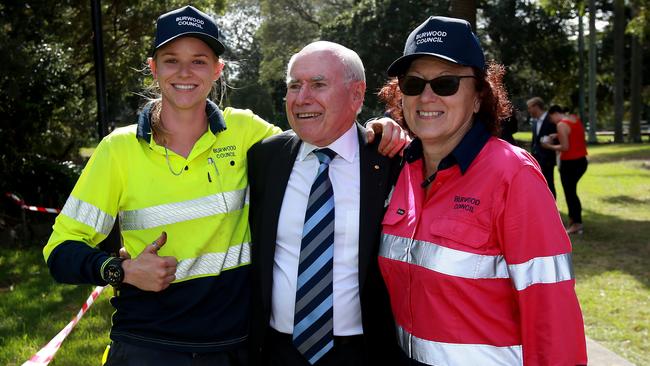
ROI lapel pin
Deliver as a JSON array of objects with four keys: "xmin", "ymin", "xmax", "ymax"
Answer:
[{"xmin": 373, "ymin": 164, "xmax": 380, "ymax": 170}]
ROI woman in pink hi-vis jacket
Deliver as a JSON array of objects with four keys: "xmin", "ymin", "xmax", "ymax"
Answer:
[{"xmin": 377, "ymin": 16, "xmax": 587, "ymax": 366}]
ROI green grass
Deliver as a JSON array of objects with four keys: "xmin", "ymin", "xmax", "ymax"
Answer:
[
  {"xmin": 513, "ymin": 130, "xmax": 626, "ymax": 145},
  {"xmin": 557, "ymin": 143, "xmax": 650, "ymax": 365},
  {"xmin": 1, "ymin": 143, "xmax": 649, "ymax": 365},
  {"xmin": 0, "ymin": 249, "xmax": 113, "ymax": 365}
]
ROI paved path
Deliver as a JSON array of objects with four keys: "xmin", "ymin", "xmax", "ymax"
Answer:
[{"xmin": 587, "ymin": 337, "xmax": 636, "ymax": 366}]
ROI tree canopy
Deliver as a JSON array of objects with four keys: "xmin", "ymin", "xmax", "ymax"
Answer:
[{"xmin": 1, "ymin": 0, "xmax": 648, "ymax": 203}]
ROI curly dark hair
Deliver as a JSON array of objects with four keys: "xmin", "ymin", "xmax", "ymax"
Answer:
[
  {"xmin": 377, "ymin": 78, "xmax": 407, "ymax": 132},
  {"xmin": 377, "ymin": 60, "xmax": 512, "ymax": 137},
  {"xmin": 474, "ymin": 61, "xmax": 512, "ymax": 136}
]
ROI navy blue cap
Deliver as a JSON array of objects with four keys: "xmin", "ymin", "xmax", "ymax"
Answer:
[
  {"xmin": 387, "ymin": 16, "xmax": 485, "ymax": 76},
  {"xmin": 153, "ymin": 5, "xmax": 225, "ymax": 57}
]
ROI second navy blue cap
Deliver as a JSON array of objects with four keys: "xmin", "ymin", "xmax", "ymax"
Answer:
[
  {"xmin": 387, "ymin": 16, "xmax": 485, "ymax": 76},
  {"xmin": 153, "ymin": 5, "xmax": 225, "ymax": 56}
]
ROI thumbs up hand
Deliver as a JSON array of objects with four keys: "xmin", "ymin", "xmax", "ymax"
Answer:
[{"xmin": 122, "ymin": 231, "xmax": 178, "ymax": 292}]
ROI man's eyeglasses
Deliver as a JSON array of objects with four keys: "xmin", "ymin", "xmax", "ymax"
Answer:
[{"xmin": 398, "ymin": 75, "xmax": 477, "ymax": 96}]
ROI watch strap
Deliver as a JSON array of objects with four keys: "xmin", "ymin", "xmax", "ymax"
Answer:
[{"xmin": 100, "ymin": 257, "xmax": 115, "ymax": 281}]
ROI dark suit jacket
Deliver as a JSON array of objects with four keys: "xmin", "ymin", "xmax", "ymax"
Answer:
[
  {"xmin": 247, "ymin": 123, "xmax": 401, "ymax": 365},
  {"xmin": 531, "ymin": 112, "xmax": 558, "ymax": 166}
]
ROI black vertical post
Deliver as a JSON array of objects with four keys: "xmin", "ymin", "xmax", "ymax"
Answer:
[
  {"xmin": 91, "ymin": 0, "xmax": 121, "ymax": 254},
  {"xmin": 91, "ymin": 0, "xmax": 108, "ymax": 139}
]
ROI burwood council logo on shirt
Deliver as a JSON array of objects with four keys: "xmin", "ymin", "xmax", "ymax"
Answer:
[
  {"xmin": 213, "ymin": 145, "xmax": 236, "ymax": 159},
  {"xmin": 453, "ymin": 195, "xmax": 480, "ymax": 213}
]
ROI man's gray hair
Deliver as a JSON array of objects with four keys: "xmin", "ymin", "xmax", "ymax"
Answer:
[
  {"xmin": 286, "ymin": 41, "xmax": 365, "ymax": 84},
  {"xmin": 527, "ymin": 96, "xmax": 545, "ymax": 109}
]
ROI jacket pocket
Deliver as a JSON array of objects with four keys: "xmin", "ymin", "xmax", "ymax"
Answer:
[
  {"xmin": 381, "ymin": 207, "xmax": 408, "ymax": 227},
  {"xmin": 429, "ymin": 217, "xmax": 490, "ymax": 249}
]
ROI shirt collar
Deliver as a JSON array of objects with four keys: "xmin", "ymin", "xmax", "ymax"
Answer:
[
  {"xmin": 298, "ymin": 123, "xmax": 358, "ymax": 163},
  {"xmin": 538, "ymin": 111, "xmax": 547, "ymax": 123},
  {"xmin": 136, "ymin": 99, "xmax": 227, "ymax": 143},
  {"xmin": 404, "ymin": 120, "xmax": 491, "ymax": 174}
]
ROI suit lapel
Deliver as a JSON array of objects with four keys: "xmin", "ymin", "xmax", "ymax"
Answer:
[
  {"xmin": 260, "ymin": 133, "xmax": 302, "ymax": 301},
  {"xmin": 356, "ymin": 123, "xmax": 389, "ymax": 292},
  {"xmin": 541, "ymin": 114, "xmax": 549, "ymax": 134},
  {"xmin": 264, "ymin": 134, "xmax": 301, "ymax": 228}
]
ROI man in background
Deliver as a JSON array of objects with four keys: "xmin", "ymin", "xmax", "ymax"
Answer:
[{"xmin": 527, "ymin": 96, "xmax": 558, "ymax": 198}]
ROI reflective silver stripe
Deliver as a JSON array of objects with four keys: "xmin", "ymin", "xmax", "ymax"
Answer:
[
  {"xmin": 380, "ymin": 234, "xmax": 509, "ymax": 279},
  {"xmin": 120, "ymin": 188, "xmax": 248, "ymax": 231},
  {"xmin": 175, "ymin": 242, "xmax": 251, "ymax": 281},
  {"xmin": 381, "ymin": 234, "xmax": 574, "ymax": 289},
  {"xmin": 61, "ymin": 196, "xmax": 115, "ymax": 236},
  {"xmin": 508, "ymin": 253, "xmax": 574, "ymax": 291},
  {"xmin": 397, "ymin": 325, "xmax": 523, "ymax": 366}
]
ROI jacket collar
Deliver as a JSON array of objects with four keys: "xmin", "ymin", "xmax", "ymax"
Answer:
[
  {"xmin": 404, "ymin": 120, "xmax": 491, "ymax": 174},
  {"xmin": 136, "ymin": 99, "xmax": 227, "ymax": 143}
]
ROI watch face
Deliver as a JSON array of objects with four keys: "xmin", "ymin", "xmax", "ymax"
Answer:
[{"xmin": 105, "ymin": 261, "xmax": 124, "ymax": 285}]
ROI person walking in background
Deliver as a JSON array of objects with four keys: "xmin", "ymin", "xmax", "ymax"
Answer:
[
  {"xmin": 247, "ymin": 41, "xmax": 402, "ymax": 366},
  {"xmin": 527, "ymin": 96, "xmax": 558, "ymax": 198},
  {"xmin": 543, "ymin": 105, "xmax": 589, "ymax": 235},
  {"xmin": 43, "ymin": 6, "xmax": 283, "ymax": 365},
  {"xmin": 378, "ymin": 16, "xmax": 587, "ymax": 365}
]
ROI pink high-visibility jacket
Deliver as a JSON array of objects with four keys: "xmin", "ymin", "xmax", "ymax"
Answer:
[{"xmin": 379, "ymin": 134, "xmax": 587, "ymax": 366}]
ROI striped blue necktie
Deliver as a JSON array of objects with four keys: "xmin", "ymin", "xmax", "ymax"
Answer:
[{"xmin": 293, "ymin": 148, "xmax": 336, "ymax": 365}]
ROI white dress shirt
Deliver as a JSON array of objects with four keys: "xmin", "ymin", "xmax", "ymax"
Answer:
[{"xmin": 270, "ymin": 124, "xmax": 362, "ymax": 336}]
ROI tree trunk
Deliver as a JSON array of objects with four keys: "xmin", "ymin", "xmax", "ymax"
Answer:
[
  {"xmin": 629, "ymin": 33, "xmax": 643, "ymax": 142},
  {"xmin": 450, "ymin": 0, "xmax": 477, "ymax": 31},
  {"xmin": 613, "ymin": 0, "xmax": 625, "ymax": 143},
  {"xmin": 587, "ymin": 0, "xmax": 598, "ymax": 144}
]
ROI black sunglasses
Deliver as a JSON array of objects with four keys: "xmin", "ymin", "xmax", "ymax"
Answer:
[{"xmin": 398, "ymin": 75, "xmax": 477, "ymax": 96}]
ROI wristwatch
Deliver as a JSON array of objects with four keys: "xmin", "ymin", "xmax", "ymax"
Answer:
[{"xmin": 101, "ymin": 257, "xmax": 125, "ymax": 287}]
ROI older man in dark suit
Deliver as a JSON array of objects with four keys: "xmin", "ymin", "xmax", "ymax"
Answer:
[
  {"xmin": 247, "ymin": 41, "xmax": 401, "ymax": 366},
  {"xmin": 527, "ymin": 97, "xmax": 558, "ymax": 198}
]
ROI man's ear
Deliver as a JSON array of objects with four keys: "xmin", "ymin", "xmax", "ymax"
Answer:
[
  {"xmin": 148, "ymin": 57, "xmax": 157, "ymax": 79},
  {"xmin": 353, "ymin": 80, "xmax": 366, "ymax": 103}
]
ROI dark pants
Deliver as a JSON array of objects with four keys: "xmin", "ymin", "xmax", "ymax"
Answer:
[
  {"xmin": 560, "ymin": 157, "xmax": 588, "ymax": 224},
  {"xmin": 540, "ymin": 161, "xmax": 557, "ymax": 199},
  {"xmin": 104, "ymin": 341, "xmax": 248, "ymax": 366},
  {"xmin": 263, "ymin": 327, "xmax": 365, "ymax": 366}
]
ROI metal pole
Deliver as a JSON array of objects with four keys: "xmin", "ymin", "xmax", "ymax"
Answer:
[
  {"xmin": 91, "ymin": 0, "xmax": 108, "ymax": 139},
  {"xmin": 91, "ymin": 0, "xmax": 121, "ymax": 255}
]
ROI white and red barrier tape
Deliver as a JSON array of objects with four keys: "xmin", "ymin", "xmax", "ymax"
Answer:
[
  {"xmin": 22, "ymin": 286, "xmax": 106, "ymax": 366},
  {"xmin": 5, "ymin": 192, "xmax": 61, "ymax": 214}
]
